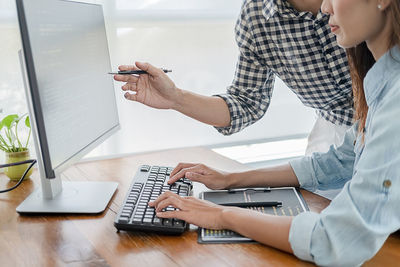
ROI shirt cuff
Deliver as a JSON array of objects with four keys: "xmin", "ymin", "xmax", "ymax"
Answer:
[
  {"xmin": 289, "ymin": 211, "xmax": 320, "ymax": 262},
  {"xmin": 212, "ymin": 94, "xmax": 239, "ymax": 136},
  {"xmin": 289, "ymin": 157, "xmax": 317, "ymax": 192}
]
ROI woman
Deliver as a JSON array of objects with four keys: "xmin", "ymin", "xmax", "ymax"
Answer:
[{"xmin": 149, "ymin": 0, "xmax": 400, "ymax": 265}]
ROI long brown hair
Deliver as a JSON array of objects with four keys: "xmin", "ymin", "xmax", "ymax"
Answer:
[{"xmin": 346, "ymin": 0, "xmax": 400, "ymax": 135}]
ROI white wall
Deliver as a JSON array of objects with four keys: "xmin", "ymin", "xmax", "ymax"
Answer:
[{"xmin": 0, "ymin": 0, "xmax": 316, "ymax": 162}]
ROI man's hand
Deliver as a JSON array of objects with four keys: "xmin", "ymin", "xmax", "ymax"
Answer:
[{"xmin": 114, "ymin": 62, "xmax": 181, "ymax": 110}]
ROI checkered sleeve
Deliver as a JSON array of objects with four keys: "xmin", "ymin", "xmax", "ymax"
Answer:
[{"xmin": 214, "ymin": 4, "xmax": 275, "ymax": 136}]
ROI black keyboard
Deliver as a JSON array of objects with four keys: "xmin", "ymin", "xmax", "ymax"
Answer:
[{"xmin": 114, "ymin": 165, "xmax": 193, "ymax": 234}]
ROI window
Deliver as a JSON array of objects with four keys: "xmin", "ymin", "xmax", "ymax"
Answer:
[{"xmin": 0, "ymin": 0, "xmax": 315, "ymax": 162}]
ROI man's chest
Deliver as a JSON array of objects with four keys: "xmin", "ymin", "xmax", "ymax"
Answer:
[{"xmin": 252, "ymin": 18, "xmax": 350, "ymax": 90}]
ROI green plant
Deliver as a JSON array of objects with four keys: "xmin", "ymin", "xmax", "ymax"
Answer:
[{"xmin": 0, "ymin": 114, "xmax": 31, "ymax": 153}]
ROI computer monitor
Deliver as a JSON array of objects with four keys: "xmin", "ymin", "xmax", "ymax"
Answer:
[{"xmin": 16, "ymin": 0, "xmax": 120, "ymax": 213}]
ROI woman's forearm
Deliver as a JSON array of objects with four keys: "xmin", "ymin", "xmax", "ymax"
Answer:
[
  {"xmin": 220, "ymin": 164, "xmax": 299, "ymax": 251},
  {"xmin": 221, "ymin": 207, "xmax": 294, "ymax": 253},
  {"xmin": 227, "ymin": 163, "xmax": 300, "ymax": 188},
  {"xmin": 173, "ymin": 89, "xmax": 231, "ymax": 128}
]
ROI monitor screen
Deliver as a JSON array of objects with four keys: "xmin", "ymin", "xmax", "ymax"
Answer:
[{"xmin": 17, "ymin": 0, "xmax": 119, "ymax": 178}]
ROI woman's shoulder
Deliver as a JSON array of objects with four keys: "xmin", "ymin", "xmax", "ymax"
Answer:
[
  {"xmin": 379, "ymin": 68, "xmax": 400, "ymax": 108},
  {"xmin": 369, "ymin": 73, "xmax": 400, "ymax": 136}
]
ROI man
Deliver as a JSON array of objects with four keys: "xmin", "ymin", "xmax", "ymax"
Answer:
[{"xmin": 115, "ymin": 0, "xmax": 353, "ymax": 156}]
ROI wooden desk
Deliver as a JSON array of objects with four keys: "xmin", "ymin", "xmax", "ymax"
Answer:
[{"xmin": 1, "ymin": 147, "xmax": 399, "ymax": 266}]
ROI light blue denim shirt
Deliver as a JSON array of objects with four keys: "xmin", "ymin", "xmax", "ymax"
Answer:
[{"xmin": 288, "ymin": 45, "xmax": 400, "ymax": 266}]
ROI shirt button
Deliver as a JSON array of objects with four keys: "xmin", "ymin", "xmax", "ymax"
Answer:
[{"xmin": 383, "ymin": 180, "xmax": 392, "ymax": 188}]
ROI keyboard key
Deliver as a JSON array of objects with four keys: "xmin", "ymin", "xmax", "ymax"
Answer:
[
  {"xmin": 150, "ymin": 166, "xmax": 159, "ymax": 173},
  {"xmin": 143, "ymin": 217, "xmax": 152, "ymax": 224},
  {"xmin": 145, "ymin": 212, "xmax": 154, "ymax": 218},
  {"xmin": 132, "ymin": 188, "xmax": 142, "ymax": 193},
  {"xmin": 118, "ymin": 217, "xmax": 129, "ymax": 223},
  {"xmin": 132, "ymin": 216, "xmax": 142, "ymax": 223},
  {"xmin": 140, "ymin": 165, "xmax": 150, "ymax": 172},
  {"xmin": 179, "ymin": 186, "xmax": 188, "ymax": 194},
  {"xmin": 167, "ymin": 168, "xmax": 173, "ymax": 175},
  {"xmin": 121, "ymin": 212, "xmax": 131, "ymax": 218},
  {"xmin": 166, "ymin": 206, "xmax": 175, "ymax": 212},
  {"xmin": 153, "ymin": 217, "xmax": 162, "ymax": 225},
  {"xmin": 123, "ymin": 208, "xmax": 133, "ymax": 214},
  {"xmin": 173, "ymin": 219, "xmax": 184, "ymax": 228},
  {"xmin": 135, "ymin": 211, "xmax": 144, "ymax": 216},
  {"xmin": 163, "ymin": 219, "xmax": 172, "ymax": 226}
]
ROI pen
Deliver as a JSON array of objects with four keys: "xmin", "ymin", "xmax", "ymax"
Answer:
[
  {"xmin": 219, "ymin": 201, "xmax": 282, "ymax": 207},
  {"xmin": 227, "ymin": 187, "xmax": 271, "ymax": 194},
  {"xmin": 108, "ymin": 69, "xmax": 172, "ymax": 75}
]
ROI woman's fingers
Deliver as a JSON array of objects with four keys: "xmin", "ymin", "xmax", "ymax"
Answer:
[
  {"xmin": 170, "ymin": 163, "xmax": 197, "ymax": 177},
  {"xmin": 149, "ymin": 193, "xmax": 226, "ymax": 229},
  {"xmin": 154, "ymin": 196, "xmax": 183, "ymax": 212},
  {"xmin": 184, "ymin": 171, "xmax": 204, "ymax": 183},
  {"xmin": 156, "ymin": 210, "xmax": 182, "ymax": 219},
  {"xmin": 169, "ymin": 164, "xmax": 206, "ymax": 184},
  {"xmin": 148, "ymin": 191, "xmax": 181, "ymax": 209},
  {"xmin": 147, "ymin": 192, "xmax": 188, "ymax": 220},
  {"xmin": 148, "ymin": 191, "xmax": 172, "ymax": 207}
]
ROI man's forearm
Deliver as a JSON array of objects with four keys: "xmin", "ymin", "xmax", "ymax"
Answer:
[
  {"xmin": 172, "ymin": 88, "xmax": 231, "ymax": 128},
  {"xmin": 227, "ymin": 164, "xmax": 300, "ymax": 188}
]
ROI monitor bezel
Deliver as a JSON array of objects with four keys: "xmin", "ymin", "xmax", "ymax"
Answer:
[{"xmin": 16, "ymin": 0, "xmax": 55, "ymax": 178}]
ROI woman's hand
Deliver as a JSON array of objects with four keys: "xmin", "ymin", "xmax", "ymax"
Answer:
[
  {"xmin": 114, "ymin": 62, "xmax": 181, "ymax": 110},
  {"xmin": 148, "ymin": 191, "xmax": 230, "ymax": 230},
  {"xmin": 168, "ymin": 163, "xmax": 231, "ymax": 190}
]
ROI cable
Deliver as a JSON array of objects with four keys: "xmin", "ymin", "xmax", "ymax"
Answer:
[{"xmin": 0, "ymin": 159, "xmax": 37, "ymax": 193}]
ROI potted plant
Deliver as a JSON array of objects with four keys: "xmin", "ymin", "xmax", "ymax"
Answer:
[{"xmin": 0, "ymin": 113, "xmax": 33, "ymax": 181}]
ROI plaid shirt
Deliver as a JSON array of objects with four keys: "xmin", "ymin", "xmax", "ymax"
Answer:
[{"xmin": 215, "ymin": 0, "xmax": 354, "ymax": 135}]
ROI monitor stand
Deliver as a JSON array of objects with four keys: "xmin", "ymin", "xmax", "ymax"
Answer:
[{"xmin": 16, "ymin": 176, "xmax": 118, "ymax": 214}]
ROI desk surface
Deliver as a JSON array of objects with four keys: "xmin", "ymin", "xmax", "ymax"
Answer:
[{"xmin": 1, "ymin": 147, "xmax": 399, "ymax": 267}]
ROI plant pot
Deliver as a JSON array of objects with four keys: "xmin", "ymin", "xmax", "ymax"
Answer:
[{"xmin": 4, "ymin": 150, "xmax": 33, "ymax": 181}]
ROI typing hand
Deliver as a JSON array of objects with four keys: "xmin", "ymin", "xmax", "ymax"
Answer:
[
  {"xmin": 168, "ymin": 163, "xmax": 230, "ymax": 190},
  {"xmin": 148, "ymin": 191, "xmax": 229, "ymax": 230},
  {"xmin": 113, "ymin": 62, "xmax": 180, "ymax": 109}
]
